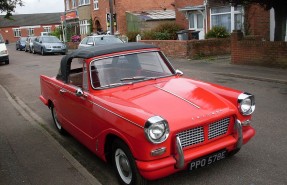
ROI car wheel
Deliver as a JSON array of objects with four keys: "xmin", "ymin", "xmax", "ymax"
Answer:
[
  {"xmin": 29, "ymin": 47, "xmax": 32, "ymax": 53},
  {"xmin": 112, "ymin": 139, "xmax": 147, "ymax": 185},
  {"xmin": 61, "ymin": 52, "xmax": 66, "ymax": 55},
  {"xmin": 32, "ymin": 47, "xmax": 35, "ymax": 54},
  {"xmin": 25, "ymin": 47, "xmax": 27, "ymax": 52},
  {"xmin": 16, "ymin": 45, "xmax": 18, "ymax": 50},
  {"xmin": 5, "ymin": 60, "xmax": 9, "ymax": 65},
  {"xmin": 41, "ymin": 48, "xmax": 45, "ymax": 56},
  {"xmin": 51, "ymin": 104, "xmax": 66, "ymax": 134}
]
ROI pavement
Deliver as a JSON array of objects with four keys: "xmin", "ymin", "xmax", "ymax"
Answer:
[
  {"xmin": 0, "ymin": 85, "xmax": 101, "ymax": 185},
  {"xmin": 0, "ymin": 55, "xmax": 286, "ymax": 185}
]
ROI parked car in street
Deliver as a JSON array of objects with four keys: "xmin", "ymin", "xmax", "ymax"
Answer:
[
  {"xmin": 78, "ymin": 35, "xmax": 123, "ymax": 48},
  {"xmin": 16, "ymin": 37, "xmax": 27, "ymax": 51},
  {"xmin": 0, "ymin": 33, "xmax": 9, "ymax": 65},
  {"xmin": 39, "ymin": 43, "xmax": 256, "ymax": 185},
  {"xmin": 33, "ymin": 36, "xmax": 67, "ymax": 55},
  {"xmin": 24, "ymin": 36, "xmax": 36, "ymax": 53}
]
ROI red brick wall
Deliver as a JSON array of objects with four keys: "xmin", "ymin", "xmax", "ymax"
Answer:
[
  {"xmin": 188, "ymin": 38, "xmax": 230, "ymax": 58},
  {"xmin": 141, "ymin": 38, "xmax": 230, "ymax": 58},
  {"xmin": 140, "ymin": 40, "xmax": 189, "ymax": 58},
  {"xmin": 231, "ymin": 31, "xmax": 287, "ymax": 68},
  {"xmin": 0, "ymin": 25, "xmax": 59, "ymax": 43},
  {"xmin": 175, "ymin": 0, "xmax": 205, "ymax": 30},
  {"xmin": 91, "ymin": 0, "xmax": 174, "ymax": 34},
  {"xmin": 246, "ymin": 4, "xmax": 270, "ymax": 40}
]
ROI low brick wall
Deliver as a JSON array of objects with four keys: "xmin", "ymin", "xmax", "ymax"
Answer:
[
  {"xmin": 140, "ymin": 39, "xmax": 231, "ymax": 59},
  {"xmin": 67, "ymin": 42, "xmax": 79, "ymax": 49},
  {"xmin": 140, "ymin": 40, "xmax": 189, "ymax": 58},
  {"xmin": 188, "ymin": 38, "xmax": 230, "ymax": 58},
  {"xmin": 231, "ymin": 31, "xmax": 287, "ymax": 68}
]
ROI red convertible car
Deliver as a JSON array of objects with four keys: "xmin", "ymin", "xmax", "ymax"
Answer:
[{"xmin": 40, "ymin": 43, "xmax": 255, "ymax": 185}]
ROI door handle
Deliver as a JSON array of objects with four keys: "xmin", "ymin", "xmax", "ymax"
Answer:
[{"xmin": 59, "ymin": 89, "xmax": 67, "ymax": 94}]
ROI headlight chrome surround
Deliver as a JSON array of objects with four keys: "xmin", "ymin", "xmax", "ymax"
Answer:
[
  {"xmin": 238, "ymin": 92, "xmax": 255, "ymax": 115},
  {"xmin": 144, "ymin": 116, "xmax": 169, "ymax": 144}
]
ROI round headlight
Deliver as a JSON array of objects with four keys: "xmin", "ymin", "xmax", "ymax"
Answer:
[
  {"xmin": 144, "ymin": 116, "xmax": 169, "ymax": 144},
  {"xmin": 238, "ymin": 93, "xmax": 255, "ymax": 115}
]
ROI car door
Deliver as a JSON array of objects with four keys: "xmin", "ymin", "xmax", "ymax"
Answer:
[
  {"xmin": 33, "ymin": 37, "xmax": 40, "ymax": 52},
  {"xmin": 57, "ymin": 60, "xmax": 96, "ymax": 145}
]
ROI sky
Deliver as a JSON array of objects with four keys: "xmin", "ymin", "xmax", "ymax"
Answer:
[{"xmin": 14, "ymin": 0, "xmax": 65, "ymax": 14}]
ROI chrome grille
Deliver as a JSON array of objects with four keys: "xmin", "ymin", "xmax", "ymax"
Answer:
[
  {"xmin": 177, "ymin": 126, "xmax": 204, "ymax": 148},
  {"xmin": 208, "ymin": 117, "xmax": 230, "ymax": 140},
  {"xmin": 177, "ymin": 117, "xmax": 230, "ymax": 148}
]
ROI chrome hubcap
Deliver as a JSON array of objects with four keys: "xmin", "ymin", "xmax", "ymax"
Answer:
[{"xmin": 115, "ymin": 148, "xmax": 132, "ymax": 184}]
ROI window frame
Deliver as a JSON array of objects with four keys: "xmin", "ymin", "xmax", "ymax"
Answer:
[
  {"xmin": 210, "ymin": 5, "xmax": 244, "ymax": 33},
  {"xmin": 79, "ymin": 20, "xmax": 91, "ymax": 35},
  {"xmin": 78, "ymin": 0, "xmax": 90, "ymax": 6},
  {"xmin": 43, "ymin": 26, "xmax": 52, "ymax": 33},
  {"xmin": 94, "ymin": 0, "xmax": 99, "ymax": 10},
  {"xmin": 66, "ymin": 0, "xmax": 70, "ymax": 10},
  {"xmin": 13, "ymin": 28, "xmax": 21, "ymax": 37}
]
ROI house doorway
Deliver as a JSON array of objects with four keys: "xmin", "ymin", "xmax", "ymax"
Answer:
[{"xmin": 188, "ymin": 12, "xmax": 205, "ymax": 39}]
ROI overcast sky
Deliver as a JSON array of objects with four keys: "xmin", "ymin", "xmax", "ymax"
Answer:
[{"xmin": 14, "ymin": 0, "xmax": 64, "ymax": 14}]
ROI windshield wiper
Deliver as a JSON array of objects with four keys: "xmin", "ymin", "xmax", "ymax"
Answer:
[
  {"xmin": 120, "ymin": 76, "xmax": 156, "ymax": 82},
  {"xmin": 101, "ymin": 82, "xmax": 132, "ymax": 88}
]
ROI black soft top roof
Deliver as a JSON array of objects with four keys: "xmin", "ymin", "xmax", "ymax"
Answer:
[{"xmin": 57, "ymin": 42, "xmax": 158, "ymax": 83}]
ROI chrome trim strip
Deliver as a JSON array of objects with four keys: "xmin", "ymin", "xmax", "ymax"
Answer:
[
  {"xmin": 46, "ymin": 80, "xmax": 144, "ymax": 129},
  {"xmin": 174, "ymin": 136, "xmax": 184, "ymax": 169},
  {"xmin": 155, "ymin": 86, "xmax": 200, "ymax": 109},
  {"xmin": 235, "ymin": 119, "xmax": 243, "ymax": 150},
  {"xmin": 87, "ymin": 100, "xmax": 144, "ymax": 129}
]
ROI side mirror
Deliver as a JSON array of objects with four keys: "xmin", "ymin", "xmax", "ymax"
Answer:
[
  {"xmin": 175, "ymin": 69, "xmax": 183, "ymax": 76},
  {"xmin": 39, "ymin": 41, "xmax": 42, "ymax": 43},
  {"xmin": 75, "ymin": 88, "xmax": 84, "ymax": 97}
]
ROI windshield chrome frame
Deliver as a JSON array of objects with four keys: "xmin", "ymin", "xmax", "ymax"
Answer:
[{"xmin": 89, "ymin": 50, "xmax": 176, "ymax": 90}]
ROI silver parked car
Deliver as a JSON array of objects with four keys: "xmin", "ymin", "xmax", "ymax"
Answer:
[
  {"xmin": 78, "ymin": 35, "xmax": 123, "ymax": 49},
  {"xmin": 33, "ymin": 36, "xmax": 67, "ymax": 55},
  {"xmin": 24, "ymin": 36, "xmax": 36, "ymax": 53}
]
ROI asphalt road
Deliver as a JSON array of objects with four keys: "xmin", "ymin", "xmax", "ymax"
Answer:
[{"xmin": 0, "ymin": 43, "xmax": 287, "ymax": 185}]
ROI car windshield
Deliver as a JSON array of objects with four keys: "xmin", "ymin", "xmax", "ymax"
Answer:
[
  {"xmin": 20, "ymin": 37, "xmax": 26, "ymax": 41},
  {"xmin": 90, "ymin": 51, "xmax": 174, "ymax": 89},
  {"xmin": 94, "ymin": 36, "xmax": 123, "ymax": 45},
  {"xmin": 0, "ymin": 34, "xmax": 4, "ymax": 43},
  {"xmin": 42, "ymin": 37, "xmax": 61, "ymax": 43}
]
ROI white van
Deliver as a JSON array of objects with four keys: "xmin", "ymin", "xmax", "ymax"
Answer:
[{"xmin": 0, "ymin": 34, "xmax": 9, "ymax": 65}]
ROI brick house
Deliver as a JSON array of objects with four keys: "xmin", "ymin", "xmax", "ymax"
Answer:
[
  {"xmin": 0, "ymin": 13, "xmax": 62, "ymax": 43},
  {"xmin": 175, "ymin": 0, "xmax": 282, "ymax": 41},
  {"xmin": 90, "ymin": 0, "xmax": 175, "ymax": 34}
]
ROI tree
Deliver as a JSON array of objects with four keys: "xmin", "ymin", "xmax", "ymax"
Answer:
[
  {"xmin": 0, "ymin": 0, "xmax": 23, "ymax": 18},
  {"xmin": 220, "ymin": 0, "xmax": 287, "ymax": 41}
]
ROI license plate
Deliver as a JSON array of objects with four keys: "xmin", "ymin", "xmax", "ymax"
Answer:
[{"xmin": 189, "ymin": 150, "xmax": 226, "ymax": 171}]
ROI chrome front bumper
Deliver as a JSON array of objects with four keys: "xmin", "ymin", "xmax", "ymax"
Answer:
[{"xmin": 174, "ymin": 119, "xmax": 243, "ymax": 169}]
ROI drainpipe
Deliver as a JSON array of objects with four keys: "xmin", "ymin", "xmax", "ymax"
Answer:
[{"xmin": 204, "ymin": 0, "xmax": 208, "ymax": 35}]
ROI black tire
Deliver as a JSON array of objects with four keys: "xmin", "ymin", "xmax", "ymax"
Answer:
[
  {"xmin": 51, "ymin": 104, "xmax": 66, "ymax": 134},
  {"xmin": 41, "ymin": 48, "xmax": 45, "ymax": 56},
  {"xmin": 5, "ymin": 60, "xmax": 9, "ymax": 65},
  {"xmin": 61, "ymin": 52, "xmax": 66, "ymax": 55},
  {"xmin": 16, "ymin": 45, "xmax": 18, "ymax": 50},
  {"xmin": 112, "ymin": 139, "xmax": 147, "ymax": 185},
  {"xmin": 25, "ymin": 47, "xmax": 28, "ymax": 52},
  {"xmin": 29, "ymin": 47, "xmax": 32, "ymax": 53}
]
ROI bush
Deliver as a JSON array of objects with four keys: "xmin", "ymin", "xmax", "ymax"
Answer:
[
  {"xmin": 153, "ymin": 22, "xmax": 183, "ymax": 40},
  {"xmin": 71, "ymin": 35, "xmax": 81, "ymax": 42},
  {"xmin": 154, "ymin": 31, "xmax": 171, "ymax": 40},
  {"xmin": 142, "ymin": 30, "xmax": 156, "ymax": 40},
  {"xmin": 206, "ymin": 26, "xmax": 230, "ymax": 39},
  {"xmin": 126, "ymin": 31, "xmax": 140, "ymax": 42}
]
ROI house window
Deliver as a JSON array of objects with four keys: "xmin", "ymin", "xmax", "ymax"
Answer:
[
  {"xmin": 72, "ymin": 0, "xmax": 77, "ymax": 8},
  {"xmin": 66, "ymin": 0, "xmax": 70, "ymax": 10},
  {"xmin": 13, "ymin": 28, "xmax": 21, "ymax": 37},
  {"xmin": 27, "ymin": 28, "xmax": 34, "ymax": 36},
  {"xmin": 210, "ymin": 6, "xmax": 243, "ymax": 32},
  {"xmin": 78, "ymin": 0, "xmax": 90, "ymax": 6},
  {"xmin": 94, "ymin": 0, "xmax": 99, "ymax": 10},
  {"xmin": 188, "ymin": 13, "xmax": 204, "ymax": 29},
  {"xmin": 80, "ymin": 20, "xmax": 91, "ymax": 35},
  {"xmin": 43, "ymin": 26, "xmax": 52, "ymax": 33}
]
